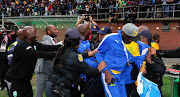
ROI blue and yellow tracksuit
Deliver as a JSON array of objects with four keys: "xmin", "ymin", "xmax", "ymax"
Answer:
[
  {"xmin": 96, "ymin": 30, "xmax": 134, "ymax": 97},
  {"xmin": 123, "ymin": 41, "xmax": 150, "ymax": 85}
]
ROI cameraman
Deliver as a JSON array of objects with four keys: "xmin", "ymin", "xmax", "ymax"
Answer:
[
  {"xmin": 75, "ymin": 14, "xmax": 97, "ymax": 28},
  {"xmin": 75, "ymin": 14, "xmax": 99, "ymax": 50},
  {"xmin": 0, "ymin": 27, "xmax": 17, "ymax": 90}
]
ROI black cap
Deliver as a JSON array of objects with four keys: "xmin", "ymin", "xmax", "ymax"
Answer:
[
  {"xmin": 138, "ymin": 30, "xmax": 152, "ymax": 42},
  {"xmin": 65, "ymin": 28, "xmax": 85, "ymax": 40}
]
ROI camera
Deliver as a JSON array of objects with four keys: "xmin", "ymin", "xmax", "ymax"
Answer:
[
  {"xmin": 85, "ymin": 14, "xmax": 90, "ymax": 21},
  {"xmin": 5, "ymin": 30, "xmax": 11, "ymax": 34}
]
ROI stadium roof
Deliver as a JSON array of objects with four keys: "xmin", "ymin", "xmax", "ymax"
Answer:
[{"xmin": 3, "ymin": 16, "xmax": 78, "ymax": 29}]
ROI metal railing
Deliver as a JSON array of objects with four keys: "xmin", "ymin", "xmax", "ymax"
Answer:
[{"xmin": 0, "ymin": 3, "xmax": 180, "ymax": 19}]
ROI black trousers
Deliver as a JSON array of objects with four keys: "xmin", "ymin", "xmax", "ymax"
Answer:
[
  {"xmin": 84, "ymin": 74, "xmax": 105, "ymax": 97},
  {"xmin": 125, "ymin": 82, "xmax": 136, "ymax": 97},
  {"xmin": 0, "ymin": 57, "xmax": 9, "ymax": 88},
  {"xmin": 10, "ymin": 80, "xmax": 33, "ymax": 97}
]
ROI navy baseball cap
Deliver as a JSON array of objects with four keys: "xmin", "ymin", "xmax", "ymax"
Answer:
[
  {"xmin": 97, "ymin": 27, "xmax": 112, "ymax": 35},
  {"xmin": 91, "ymin": 25, "xmax": 99, "ymax": 32},
  {"xmin": 65, "ymin": 28, "xmax": 85, "ymax": 40},
  {"xmin": 138, "ymin": 29, "xmax": 152, "ymax": 42}
]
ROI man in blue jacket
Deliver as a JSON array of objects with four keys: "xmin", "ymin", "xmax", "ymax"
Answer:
[{"xmin": 96, "ymin": 23, "xmax": 141, "ymax": 97}]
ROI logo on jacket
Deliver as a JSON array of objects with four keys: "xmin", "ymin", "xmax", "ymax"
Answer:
[
  {"xmin": 115, "ymin": 39, "xmax": 119, "ymax": 43},
  {"xmin": 133, "ymin": 31, "xmax": 138, "ymax": 36},
  {"xmin": 109, "ymin": 83, "xmax": 116, "ymax": 87},
  {"xmin": 78, "ymin": 54, "xmax": 83, "ymax": 62}
]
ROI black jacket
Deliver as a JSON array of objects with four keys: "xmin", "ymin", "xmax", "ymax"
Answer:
[
  {"xmin": 6, "ymin": 40, "xmax": 60, "ymax": 82},
  {"xmin": 157, "ymin": 47, "xmax": 180, "ymax": 58},
  {"xmin": 89, "ymin": 39, "xmax": 100, "ymax": 51},
  {"xmin": 144, "ymin": 55, "xmax": 166, "ymax": 87},
  {"xmin": 0, "ymin": 34, "xmax": 17, "ymax": 60},
  {"xmin": 53, "ymin": 47, "xmax": 99, "ymax": 85}
]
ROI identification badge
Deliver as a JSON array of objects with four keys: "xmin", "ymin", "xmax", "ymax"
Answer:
[
  {"xmin": 0, "ymin": 43, "xmax": 7, "ymax": 52},
  {"xmin": 78, "ymin": 54, "xmax": 83, "ymax": 62}
]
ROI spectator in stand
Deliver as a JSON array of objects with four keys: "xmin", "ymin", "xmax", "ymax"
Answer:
[
  {"xmin": 138, "ymin": 0, "xmax": 145, "ymax": 18},
  {"xmin": 115, "ymin": 1, "xmax": 119, "ymax": 10},
  {"xmin": 133, "ymin": 0, "xmax": 139, "ymax": 6},
  {"xmin": 122, "ymin": 0, "xmax": 128, "ymax": 7},
  {"xmin": 128, "ymin": 0, "xmax": 134, "ymax": 6},
  {"xmin": 72, "ymin": 2, "xmax": 77, "ymax": 15},
  {"xmin": 108, "ymin": 1, "xmax": 115, "ymax": 24},
  {"xmin": 85, "ymin": 2, "xmax": 90, "ymax": 14},
  {"xmin": 161, "ymin": 0, "xmax": 167, "ymax": 17},
  {"xmin": 131, "ymin": 7, "xmax": 137, "ymax": 23},
  {"xmin": 113, "ymin": 9, "xmax": 120, "ymax": 25},
  {"xmin": 174, "ymin": 0, "xmax": 180, "ymax": 17},
  {"xmin": 118, "ymin": 0, "xmax": 123, "ymax": 7},
  {"xmin": 45, "ymin": 5, "xmax": 48, "ymax": 16},
  {"xmin": 124, "ymin": 7, "xmax": 136, "ymax": 24},
  {"xmin": 69, "ymin": 2, "xmax": 73, "ymax": 15},
  {"xmin": 48, "ymin": 3, "xmax": 53, "ymax": 15},
  {"xmin": 146, "ymin": 0, "xmax": 155, "ymax": 18},
  {"xmin": 167, "ymin": 0, "xmax": 174, "ymax": 17}
]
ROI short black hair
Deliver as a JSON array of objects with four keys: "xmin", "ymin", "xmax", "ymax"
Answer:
[
  {"xmin": 64, "ymin": 34, "xmax": 80, "ymax": 47},
  {"xmin": 153, "ymin": 33, "xmax": 160, "ymax": 40}
]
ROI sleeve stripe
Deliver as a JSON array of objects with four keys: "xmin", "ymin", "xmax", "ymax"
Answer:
[{"xmin": 97, "ymin": 33, "xmax": 118, "ymax": 49}]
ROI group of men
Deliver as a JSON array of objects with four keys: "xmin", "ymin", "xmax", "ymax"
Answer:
[
  {"xmin": 0, "ymin": 14, "xmax": 179, "ymax": 97},
  {"xmin": 0, "ymin": 25, "xmax": 61, "ymax": 97}
]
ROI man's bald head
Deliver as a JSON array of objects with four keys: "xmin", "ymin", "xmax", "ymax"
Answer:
[
  {"xmin": 17, "ymin": 29, "xmax": 23, "ymax": 40},
  {"xmin": 45, "ymin": 24, "xmax": 58, "ymax": 38},
  {"xmin": 23, "ymin": 26, "xmax": 37, "ymax": 44},
  {"xmin": 138, "ymin": 26, "xmax": 149, "ymax": 32},
  {"xmin": 77, "ymin": 24, "xmax": 87, "ymax": 36},
  {"xmin": 45, "ymin": 24, "xmax": 54, "ymax": 34}
]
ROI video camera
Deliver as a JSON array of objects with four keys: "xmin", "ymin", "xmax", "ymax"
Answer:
[{"xmin": 85, "ymin": 14, "xmax": 90, "ymax": 21}]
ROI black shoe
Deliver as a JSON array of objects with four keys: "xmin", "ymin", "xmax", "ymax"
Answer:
[{"xmin": 0, "ymin": 86, "xmax": 5, "ymax": 90}]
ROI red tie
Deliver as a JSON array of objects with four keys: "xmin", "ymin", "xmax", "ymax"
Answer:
[{"xmin": 53, "ymin": 39, "xmax": 56, "ymax": 43}]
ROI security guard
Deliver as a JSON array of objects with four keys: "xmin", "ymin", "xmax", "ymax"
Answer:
[
  {"xmin": 149, "ymin": 47, "xmax": 180, "ymax": 97},
  {"xmin": 45, "ymin": 28, "xmax": 106, "ymax": 97},
  {"xmin": 0, "ymin": 27, "xmax": 17, "ymax": 90},
  {"xmin": 5, "ymin": 26, "xmax": 61, "ymax": 97}
]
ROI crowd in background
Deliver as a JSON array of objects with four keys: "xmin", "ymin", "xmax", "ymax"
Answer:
[{"xmin": 0, "ymin": 0, "xmax": 180, "ymax": 18}]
